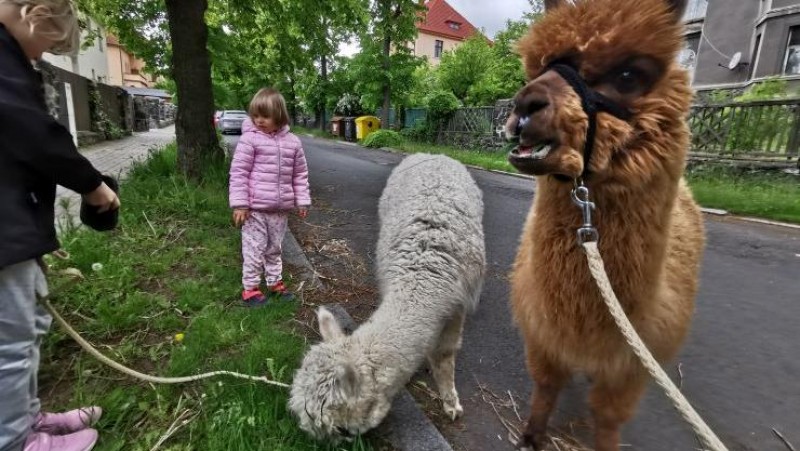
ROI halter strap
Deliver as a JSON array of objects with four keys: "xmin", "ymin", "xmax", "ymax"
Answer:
[{"xmin": 544, "ymin": 63, "xmax": 633, "ymax": 178}]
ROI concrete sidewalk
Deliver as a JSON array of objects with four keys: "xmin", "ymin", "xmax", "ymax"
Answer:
[{"xmin": 55, "ymin": 126, "xmax": 176, "ymax": 226}]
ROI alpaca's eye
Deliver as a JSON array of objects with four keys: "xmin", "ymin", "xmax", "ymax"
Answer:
[{"xmin": 614, "ymin": 68, "xmax": 643, "ymax": 94}]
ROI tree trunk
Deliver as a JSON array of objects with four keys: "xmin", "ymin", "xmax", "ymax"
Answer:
[
  {"xmin": 381, "ymin": 33, "xmax": 391, "ymax": 128},
  {"xmin": 319, "ymin": 54, "xmax": 328, "ymax": 131},
  {"xmin": 165, "ymin": 0, "xmax": 220, "ymax": 181}
]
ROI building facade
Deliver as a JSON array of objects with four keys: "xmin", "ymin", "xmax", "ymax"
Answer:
[
  {"xmin": 106, "ymin": 35, "xmax": 159, "ymax": 88},
  {"xmin": 412, "ymin": 0, "xmax": 484, "ymax": 65},
  {"xmin": 683, "ymin": 0, "xmax": 800, "ymax": 94}
]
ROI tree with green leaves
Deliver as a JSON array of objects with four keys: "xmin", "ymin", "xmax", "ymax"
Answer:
[
  {"xmin": 78, "ymin": 0, "xmax": 219, "ymax": 180},
  {"xmin": 465, "ymin": 20, "xmax": 527, "ymax": 105},
  {"xmin": 366, "ymin": 0, "xmax": 424, "ymax": 126},
  {"xmin": 437, "ymin": 35, "xmax": 493, "ymax": 102}
]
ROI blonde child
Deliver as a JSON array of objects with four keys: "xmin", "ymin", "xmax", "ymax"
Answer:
[
  {"xmin": 229, "ymin": 88, "xmax": 311, "ymax": 305},
  {"xmin": 1, "ymin": 1, "xmax": 120, "ymax": 450}
]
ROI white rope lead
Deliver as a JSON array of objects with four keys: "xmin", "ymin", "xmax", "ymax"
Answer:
[
  {"xmin": 42, "ymin": 297, "xmax": 290, "ymax": 389},
  {"xmin": 581, "ymin": 241, "xmax": 728, "ymax": 451}
]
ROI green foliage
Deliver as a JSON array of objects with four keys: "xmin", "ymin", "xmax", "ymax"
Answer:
[
  {"xmin": 399, "ymin": 121, "xmax": 438, "ymax": 142},
  {"xmin": 438, "ymin": 35, "xmax": 493, "ymax": 101},
  {"xmin": 466, "ymin": 20, "xmax": 528, "ymax": 106},
  {"xmin": 88, "ymin": 84, "xmax": 125, "ymax": 140},
  {"xmin": 427, "ymin": 19, "xmax": 528, "ymax": 106},
  {"xmin": 335, "ymin": 93, "xmax": 365, "ymax": 116},
  {"xmin": 735, "ymin": 77, "xmax": 788, "ymax": 102},
  {"xmin": 407, "ymin": 64, "xmax": 440, "ymax": 107},
  {"xmin": 705, "ymin": 89, "xmax": 733, "ymax": 104},
  {"xmin": 426, "ymin": 91, "xmax": 460, "ymax": 123},
  {"xmin": 362, "ymin": 129, "xmax": 403, "ymax": 148}
]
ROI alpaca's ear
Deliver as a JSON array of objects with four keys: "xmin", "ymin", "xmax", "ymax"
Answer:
[
  {"xmin": 317, "ymin": 307, "xmax": 345, "ymax": 341},
  {"xmin": 544, "ymin": 0, "xmax": 565, "ymax": 11},
  {"xmin": 334, "ymin": 363, "xmax": 359, "ymax": 399},
  {"xmin": 664, "ymin": 0, "xmax": 688, "ymax": 21}
]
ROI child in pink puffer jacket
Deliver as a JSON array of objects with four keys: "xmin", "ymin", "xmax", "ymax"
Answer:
[{"xmin": 229, "ymin": 88, "xmax": 311, "ymax": 305}]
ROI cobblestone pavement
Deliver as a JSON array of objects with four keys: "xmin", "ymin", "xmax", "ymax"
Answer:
[{"xmin": 55, "ymin": 126, "xmax": 175, "ymax": 227}]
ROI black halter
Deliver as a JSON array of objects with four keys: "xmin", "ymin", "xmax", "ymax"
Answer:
[{"xmin": 542, "ymin": 62, "xmax": 633, "ymax": 179}]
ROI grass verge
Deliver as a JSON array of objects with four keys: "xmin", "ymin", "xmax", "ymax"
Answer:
[
  {"xmin": 42, "ymin": 143, "xmax": 374, "ymax": 451},
  {"xmin": 686, "ymin": 164, "xmax": 800, "ymax": 223},
  {"xmin": 296, "ymin": 128, "xmax": 800, "ymax": 223}
]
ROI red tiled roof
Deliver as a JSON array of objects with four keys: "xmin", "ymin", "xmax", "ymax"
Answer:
[{"xmin": 417, "ymin": 0, "xmax": 480, "ymax": 42}]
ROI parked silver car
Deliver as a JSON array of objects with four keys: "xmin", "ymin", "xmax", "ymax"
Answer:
[{"xmin": 216, "ymin": 110, "xmax": 248, "ymax": 134}]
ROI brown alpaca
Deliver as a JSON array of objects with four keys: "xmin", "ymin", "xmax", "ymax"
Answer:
[{"xmin": 505, "ymin": 0, "xmax": 705, "ymax": 450}]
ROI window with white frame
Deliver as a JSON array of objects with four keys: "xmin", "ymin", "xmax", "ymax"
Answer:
[
  {"xmin": 678, "ymin": 32, "xmax": 701, "ymax": 80},
  {"xmin": 784, "ymin": 27, "xmax": 800, "ymax": 75},
  {"xmin": 434, "ymin": 40, "xmax": 444, "ymax": 58}
]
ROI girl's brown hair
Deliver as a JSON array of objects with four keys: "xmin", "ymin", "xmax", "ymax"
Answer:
[{"xmin": 248, "ymin": 88, "xmax": 289, "ymax": 127}]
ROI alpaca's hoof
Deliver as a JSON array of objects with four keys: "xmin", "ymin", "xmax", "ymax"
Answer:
[
  {"xmin": 443, "ymin": 400, "xmax": 463, "ymax": 420},
  {"xmin": 515, "ymin": 432, "xmax": 544, "ymax": 451}
]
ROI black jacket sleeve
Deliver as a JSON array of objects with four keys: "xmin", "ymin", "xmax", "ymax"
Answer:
[{"xmin": 0, "ymin": 102, "xmax": 103, "ymax": 194}]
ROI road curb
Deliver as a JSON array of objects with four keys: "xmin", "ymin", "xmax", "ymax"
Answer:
[
  {"xmin": 282, "ymin": 228, "xmax": 453, "ymax": 451},
  {"xmin": 282, "ymin": 231, "xmax": 322, "ymax": 290}
]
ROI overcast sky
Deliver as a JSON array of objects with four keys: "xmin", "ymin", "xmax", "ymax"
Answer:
[
  {"xmin": 448, "ymin": 0, "xmax": 531, "ymax": 37},
  {"xmin": 338, "ymin": 0, "xmax": 532, "ymax": 56}
]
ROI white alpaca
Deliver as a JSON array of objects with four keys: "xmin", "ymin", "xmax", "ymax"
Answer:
[{"xmin": 289, "ymin": 153, "xmax": 486, "ymax": 441}]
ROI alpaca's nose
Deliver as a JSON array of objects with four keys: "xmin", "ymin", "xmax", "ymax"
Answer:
[
  {"xmin": 510, "ymin": 90, "xmax": 550, "ymax": 137},
  {"xmin": 514, "ymin": 95, "xmax": 549, "ymax": 118}
]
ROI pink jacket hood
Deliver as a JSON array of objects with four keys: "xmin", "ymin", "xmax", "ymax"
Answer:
[{"xmin": 228, "ymin": 118, "xmax": 311, "ymax": 211}]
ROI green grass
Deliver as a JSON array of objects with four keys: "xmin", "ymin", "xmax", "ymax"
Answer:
[
  {"xmin": 43, "ymin": 144, "xmax": 374, "ymax": 451},
  {"xmin": 391, "ymin": 140, "xmax": 517, "ymax": 173},
  {"xmin": 685, "ymin": 164, "xmax": 800, "ymax": 223},
  {"xmin": 294, "ymin": 126, "xmax": 336, "ymax": 140}
]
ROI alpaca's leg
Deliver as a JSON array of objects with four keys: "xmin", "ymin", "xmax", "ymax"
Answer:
[
  {"xmin": 519, "ymin": 347, "xmax": 570, "ymax": 451},
  {"xmin": 588, "ymin": 370, "xmax": 649, "ymax": 451},
  {"xmin": 427, "ymin": 309, "xmax": 466, "ymax": 420}
]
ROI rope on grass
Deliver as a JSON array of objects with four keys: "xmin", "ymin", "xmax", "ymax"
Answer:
[
  {"xmin": 39, "ymin": 275, "xmax": 290, "ymax": 389},
  {"xmin": 581, "ymin": 241, "xmax": 728, "ymax": 451}
]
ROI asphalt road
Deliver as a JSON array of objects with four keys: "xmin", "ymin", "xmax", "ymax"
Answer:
[{"xmin": 225, "ymin": 133, "xmax": 800, "ymax": 451}]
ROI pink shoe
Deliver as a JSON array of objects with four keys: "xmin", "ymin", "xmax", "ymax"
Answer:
[
  {"xmin": 24, "ymin": 429, "xmax": 98, "ymax": 451},
  {"xmin": 33, "ymin": 407, "xmax": 102, "ymax": 434}
]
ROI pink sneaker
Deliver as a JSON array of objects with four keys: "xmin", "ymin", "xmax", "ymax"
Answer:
[
  {"xmin": 24, "ymin": 429, "xmax": 98, "ymax": 451},
  {"xmin": 33, "ymin": 407, "xmax": 102, "ymax": 434}
]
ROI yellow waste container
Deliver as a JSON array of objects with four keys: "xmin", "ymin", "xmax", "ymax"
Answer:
[{"xmin": 355, "ymin": 116, "xmax": 381, "ymax": 140}]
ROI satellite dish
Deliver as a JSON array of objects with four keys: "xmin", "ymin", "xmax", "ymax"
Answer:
[{"xmin": 728, "ymin": 52, "xmax": 742, "ymax": 70}]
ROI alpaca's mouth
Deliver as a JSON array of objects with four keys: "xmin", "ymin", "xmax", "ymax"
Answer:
[
  {"xmin": 511, "ymin": 142, "xmax": 553, "ymax": 160},
  {"xmin": 508, "ymin": 140, "xmax": 562, "ymax": 176}
]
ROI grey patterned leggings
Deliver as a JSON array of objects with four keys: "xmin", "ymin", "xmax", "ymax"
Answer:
[{"xmin": 0, "ymin": 260, "xmax": 51, "ymax": 451}]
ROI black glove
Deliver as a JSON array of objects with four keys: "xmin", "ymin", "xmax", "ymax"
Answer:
[{"xmin": 80, "ymin": 174, "xmax": 120, "ymax": 231}]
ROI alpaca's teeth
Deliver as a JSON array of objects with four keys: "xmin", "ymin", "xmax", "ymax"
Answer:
[{"xmin": 532, "ymin": 144, "xmax": 551, "ymax": 159}]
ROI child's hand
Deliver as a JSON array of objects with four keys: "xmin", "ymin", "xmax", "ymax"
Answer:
[
  {"xmin": 233, "ymin": 209, "xmax": 250, "ymax": 227},
  {"xmin": 298, "ymin": 207, "xmax": 309, "ymax": 219},
  {"xmin": 83, "ymin": 182, "xmax": 120, "ymax": 213}
]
